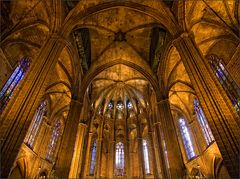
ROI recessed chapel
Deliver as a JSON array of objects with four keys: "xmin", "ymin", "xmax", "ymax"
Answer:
[{"xmin": 0, "ymin": 0, "xmax": 240, "ymax": 178}]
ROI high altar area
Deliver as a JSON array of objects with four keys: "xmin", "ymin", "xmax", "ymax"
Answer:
[{"xmin": 0, "ymin": 0, "xmax": 240, "ymax": 178}]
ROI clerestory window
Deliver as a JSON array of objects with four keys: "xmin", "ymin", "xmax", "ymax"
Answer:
[
  {"xmin": 0, "ymin": 58, "xmax": 30, "ymax": 111},
  {"xmin": 179, "ymin": 118, "xmax": 196, "ymax": 160}
]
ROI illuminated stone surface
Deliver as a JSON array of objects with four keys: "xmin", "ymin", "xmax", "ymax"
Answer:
[{"xmin": 1, "ymin": 0, "xmax": 239, "ymax": 178}]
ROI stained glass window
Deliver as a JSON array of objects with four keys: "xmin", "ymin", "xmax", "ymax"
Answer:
[
  {"xmin": 162, "ymin": 140, "xmax": 170, "ymax": 169},
  {"xmin": 209, "ymin": 56, "xmax": 240, "ymax": 114},
  {"xmin": 0, "ymin": 58, "xmax": 30, "ymax": 112},
  {"xmin": 89, "ymin": 140, "xmax": 97, "ymax": 175},
  {"xmin": 142, "ymin": 139, "xmax": 150, "ymax": 174},
  {"xmin": 194, "ymin": 99, "xmax": 214, "ymax": 145},
  {"xmin": 25, "ymin": 101, "xmax": 46, "ymax": 148},
  {"xmin": 46, "ymin": 120, "xmax": 61, "ymax": 161},
  {"xmin": 108, "ymin": 102, "xmax": 113, "ymax": 109},
  {"xmin": 116, "ymin": 142, "xmax": 124, "ymax": 176},
  {"xmin": 127, "ymin": 101, "xmax": 133, "ymax": 109},
  {"xmin": 179, "ymin": 118, "xmax": 195, "ymax": 159},
  {"xmin": 116, "ymin": 101, "xmax": 124, "ymax": 111}
]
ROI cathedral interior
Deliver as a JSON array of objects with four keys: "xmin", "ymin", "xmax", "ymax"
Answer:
[{"xmin": 0, "ymin": 0, "xmax": 240, "ymax": 178}]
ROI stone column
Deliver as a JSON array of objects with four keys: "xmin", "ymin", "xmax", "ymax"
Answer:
[
  {"xmin": 82, "ymin": 132, "xmax": 93, "ymax": 177},
  {"xmin": 106, "ymin": 151, "xmax": 112, "ymax": 178},
  {"xmin": 136, "ymin": 116, "xmax": 144, "ymax": 178},
  {"xmin": 156, "ymin": 99, "xmax": 184, "ymax": 179},
  {"xmin": 96, "ymin": 121, "xmax": 103, "ymax": 178},
  {"xmin": 150, "ymin": 109, "xmax": 166, "ymax": 179},
  {"xmin": 226, "ymin": 44, "xmax": 240, "ymax": 87},
  {"xmin": 69, "ymin": 122, "xmax": 88, "ymax": 178},
  {"xmin": 125, "ymin": 119, "xmax": 130, "ymax": 178},
  {"xmin": 174, "ymin": 33, "xmax": 240, "ymax": 178},
  {"xmin": 128, "ymin": 150, "xmax": 133, "ymax": 177},
  {"xmin": 109, "ymin": 140, "xmax": 115, "ymax": 179},
  {"xmin": 147, "ymin": 111, "xmax": 161, "ymax": 179},
  {"xmin": 125, "ymin": 139, "xmax": 130, "ymax": 178},
  {"xmin": 137, "ymin": 137, "xmax": 144, "ymax": 178},
  {"xmin": 0, "ymin": 35, "xmax": 66, "ymax": 178},
  {"xmin": 152, "ymin": 123, "xmax": 168, "ymax": 179},
  {"xmin": 148, "ymin": 131, "xmax": 158, "ymax": 178},
  {"xmin": 54, "ymin": 100, "xmax": 84, "ymax": 178}
]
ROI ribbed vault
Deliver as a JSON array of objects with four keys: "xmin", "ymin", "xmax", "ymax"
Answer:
[{"xmin": 91, "ymin": 64, "xmax": 150, "ymax": 117}]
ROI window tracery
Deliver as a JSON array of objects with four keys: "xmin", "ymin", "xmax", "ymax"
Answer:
[
  {"xmin": 209, "ymin": 56, "xmax": 240, "ymax": 114},
  {"xmin": 116, "ymin": 100, "xmax": 124, "ymax": 111},
  {"xmin": 179, "ymin": 118, "xmax": 195, "ymax": 159},
  {"xmin": 46, "ymin": 120, "xmax": 61, "ymax": 161},
  {"xmin": 194, "ymin": 99, "xmax": 214, "ymax": 145},
  {"xmin": 0, "ymin": 58, "xmax": 30, "ymax": 111},
  {"xmin": 108, "ymin": 101, "xmax": 113, "ymax": 109},
  {"xmin": 127, "ymin": 101, "xmax": 133, "ymax": 109},
  {"xmin": 89, "ymin": 140, "xmax": 97, "ymax": 175},
  {"xmin": 142, "ymin": 139, "xmax": 150, "ymax": 174},
  {"xmin": 25, "ymin": 101, "xmax": 46, "ymax": 148},
  {"xmin": 116, "ymin": 142, "xmax": 124, "ymax": 176}
]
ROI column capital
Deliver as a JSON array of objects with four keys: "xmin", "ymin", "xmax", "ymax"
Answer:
[
  {"xmin": 43, "ymin": 120, "xmax": 51, "ymax": 128},
  {"xmin": 172, "ymin": 32, "xmax": 194, "ymax": 46},
  {"xmin": 50, "ymin": 33, "xmax": 69, "ymax": 44},
  {"xmin": 78, "ymin": 122, "xmax": 88, "ymax": 128},
  {"xmin": 88, "ymin": 132, "xmax": 94, "ymax": 136},
  {"xmin": 226, "ymin": 43, "xmax": 240, "ymax": 69},
  {"xmin": 153, "ymin": 121, "xmax": 161, "ymax": 126},
  {"xmin": 156, "ymin": 98, "xmax": 169, "ymax": 105},
  {"xmin": 71, "ymin": 99, "xmax": 83, "ymax": 105}
]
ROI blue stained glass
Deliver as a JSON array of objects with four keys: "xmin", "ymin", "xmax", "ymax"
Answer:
[
  {"xmin": 0, "ymin": 66, "xmax": 20, "ymax": 97},
  {"xmin": 127, "ymin": 101, "xmax": 133, "ymax": 109},
  {"xmin": 143, "ymin": 139, "xmax": 150, "ymax": 174},
  {"xmin": 116, "ymin": 142, "xmax": 124, "ymax": 176},
  {"xmin": 25, "ymin": 101, "xmax": 46, "ymax": 148},
  {"xmin": 209, "ymin": 56, "xmax": 240, "ymax": 115},
  {"xmin": 0, "ymin": 58, "xmax": 30, "ymax": 112},
  {"xmin": 46, "ymin": 120, "xmax": 61, "ymax": 162},
  {"xmin": 89, "ymin": 140, "xmax": 97, "ymax": 175},
  {"xmin": 7, "ymin": 69, "xmax": 24, "ymax": 95},
  {"xmin": 179, "ymin": 118, "xmax": 196, "ymax": 160},
  {"xmin": 194, "ymin": 99, "xmax": 214, "ymax": 145},
  {"xmin": 216, "ymin": 67, "xmax": 225, "ymax": 84},
  {"xmin": 108, "ymin": 102, "xmax": 113, "ymax": 109}
]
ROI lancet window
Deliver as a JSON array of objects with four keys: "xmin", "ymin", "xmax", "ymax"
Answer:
[
  {"xmin": 116, "ymin": 142, "xmax": 124, "ymax": 176},
  {"xmin": 89, "ymin": 140, "xmax": 97, "ymax": 175},
  {"xmin": 194, "ymin": 99, "xmax": 214, "ymax": 145},
  {"xmin": 0, "ymin": 58, "xmax": 30, "ymax": 111},
  {"xmin": 209, "ymin": 56, "xmax": 240, "ymax": 114},
  {"xmin": 46, "ymin": 120, "xmax": 61, "ymax": 161},
  {"xmin": 25, "ymin": 101, "xmax": 46, "ymax": 148},
  {"xmin": 179, "ymin": 118, "xmax": 195, "ymax": 159},
  {"xmin": 142, "ymin": 139, "xmax": 150, "ymax": 174}
]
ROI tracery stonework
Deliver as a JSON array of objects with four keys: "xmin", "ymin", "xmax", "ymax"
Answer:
[{"xmin": 0, "ymin": 0, "xmax": 239, "ymax": 179}]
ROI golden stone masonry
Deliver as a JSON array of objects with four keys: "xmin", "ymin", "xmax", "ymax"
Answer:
[{"xmin": 0, "ymin": 0, "xmax": 239, "ymax": 178}]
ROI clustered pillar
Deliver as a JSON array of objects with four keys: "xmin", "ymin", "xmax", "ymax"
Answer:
[
  {"xmin": 0, "ymin": 35, "xmax": 66, "ymax": 178},
  {"xmin": 156, "ymin": 99, "xmax": 185, "ymax": 178},
  {"xmin": 174, "ymin": 33, "xmax": 240, "ymax": 178}
]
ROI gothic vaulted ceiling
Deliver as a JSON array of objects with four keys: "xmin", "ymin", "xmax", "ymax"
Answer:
[
  {"xmin": 1, "ymin": 0, "xmax": 239, "ymax": 121},
  {"xmin": 73, "ymin": 2, "xmax": 167, "ymax": 112}
]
